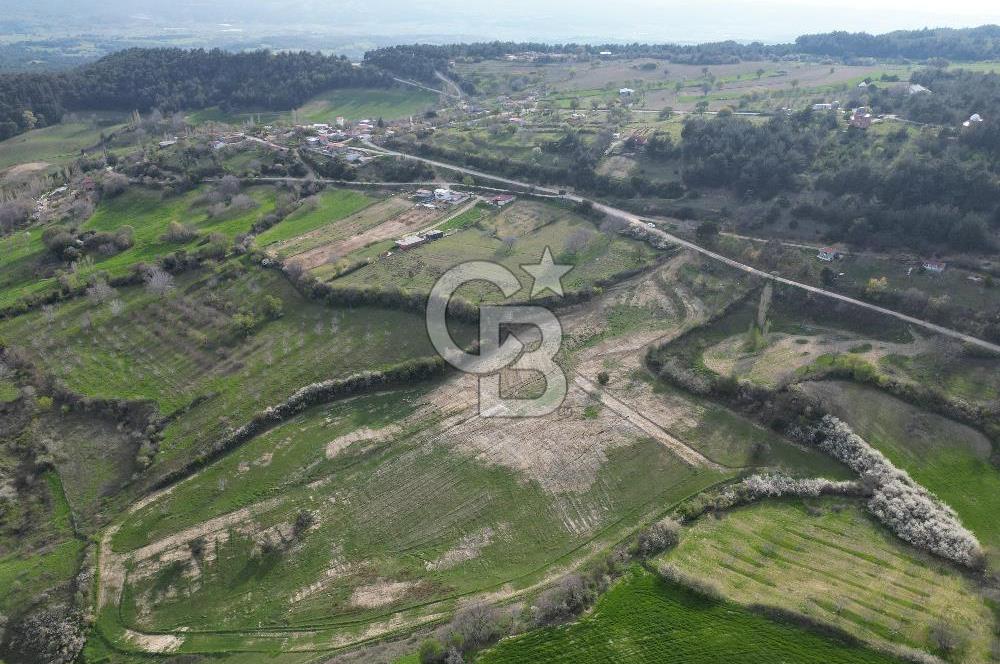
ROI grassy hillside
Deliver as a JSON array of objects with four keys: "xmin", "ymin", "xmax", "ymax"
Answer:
[
  {"xmin": 663, "ymin": 499, "xmax": 995, "ymax": 661},
  {"xmin": 0, "ymin": 119, "xmax": 125, "ymax": 172},
  {"xmin": 478, "ymin": 565, "xmax": 904, "ymax": 664},
  {"xmin": 0, "ymin": 263, "xmax": 455, "ymax": 479},
  {"xmin": 0, "ymin": 184, "xmax": 278, "ymax": 309},
  {"xmin": 254, "ymin": 188, "xmax": 377, "ymax": 246},
  {"xmin": 101, "ymin": 383, "xmax": 728, "ymax": 652},
  {"xmin": 186, "ymin": 86, "xmax": 438, "ymax": 126}
]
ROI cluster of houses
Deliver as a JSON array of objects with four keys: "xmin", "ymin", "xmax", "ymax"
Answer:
[
  {"xmin": 413, "ymin": 188, "xmax": 470, "ymax": 206},
  {"xmin": 817, "ymin": 246, "xmax": 948, "ymax": 274}
]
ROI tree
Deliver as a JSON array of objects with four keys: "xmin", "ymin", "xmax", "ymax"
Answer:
[
  {"xmin": 144, "ymin": 266, "xmax": 175, "ymax": 296},
  {"xmin": 695, "ymin": 221, "xmax": 719, "ymax": 243},
  {"xmin": 756, "ymin": 68, "xmax": 765, "ymax": 79},
  {"xmin": 419, "ymin": 638, "xmax": 446, "ymax": 664},
  {"xmin": 820, "ymin": 266, "xmax": 836, "ymax": 287},
  {"xmin": 218, "ymin": 174, "xmax": 241, "ymax": 198},
  {"xmin": 597, "ymin": 371, "xmax": 610, "ymax": 385}
]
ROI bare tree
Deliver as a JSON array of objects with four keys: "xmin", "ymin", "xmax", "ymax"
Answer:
[
  {"xmin": 86, "ymin": 279, "xmax": 116, "ymax": 304},
  {"xmin": 218, "ymin": 175, "xmax": 241, "ymax": 198},
  {"xmin": 101, "ymin": 172, "xmax": 129, "ymax": 198},
  {"xmin": 144, "ymin": 267, "xmax": 175, "ymax": 296}
]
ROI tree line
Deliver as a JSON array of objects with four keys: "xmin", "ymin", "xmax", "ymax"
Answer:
[
  {"xmin": 363, "ymin": 25, "xmax": 1000, "ymax": 90},
  {"xmin": 0, "ymin": 48, "xmax": 393, "ymax": 140}
]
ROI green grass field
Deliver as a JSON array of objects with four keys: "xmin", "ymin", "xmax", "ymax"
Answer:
[
  {"xmin": 0, "ymin": 119, "xmax": 125, "ymax": 172},
  {"xmin": 478, "ymin": 565, "xmax": 903, "ymax": 663},
  {"xmin": 84, "ymin": 185, "xmax": 277, "ymax": 273},
  {"xmin": 0, "ymin": 185, "xmax": 279, "ymax": 309},
  {"xmin": 880, "ymin": 351, "xmax": 1000, "ymax": 407},
  {"xmin": 254, "ymin": 188, "xmax": 376, "ymax": 246},
  {"xmin": 800, "ymin": 380, "xmax": 1000, "ymax": 568},
  {"xmin": 0, "ymin": 471, "xmax": 84, "ymax": 615},
  {"xmin": 297, "ymin": 87, "xmax": 439, "ymax": 123},
  {"xmin": 267, "ymin": 194, "xmax": 414, "ymax": 261},
  {"xmin": 663, "ymin": 499, "xmax": 995, "ymax": 661},
  {"xmin": 187, "ymin": 87, "xmax": 439, "ymax": 126}
]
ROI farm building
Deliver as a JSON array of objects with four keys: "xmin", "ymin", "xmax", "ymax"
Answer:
[
  {"xmin": 413, "ymin": 189, "xmax": 434, "ymax": 202},
  {"xmin": 423, "ymin": 229, "xmax": 444, "ymax": 241},
  {"xmin": 922, "ymin": 259, "xmax": 947, "ymax": 273},
  {"xmin": 434, "ymin": 189, "xmax": 469, "ymax": 204},
  {"xmin": 816, "ymin": 247, "xmax": 841, "ymax": 262},
  {"xmin": 619, "ymin": 88, "xmax": 635, "ymax": 97},
  {"xmin": 963, "ymin": 113, "xmax": 984, "ymax": 127},
  {"xmin": 395, "ymin": 235, "xmax": 427, "ymax": 250},
  {"xmin": 488, "ymin": 194, "xmax": 517, "ymax": 207}
]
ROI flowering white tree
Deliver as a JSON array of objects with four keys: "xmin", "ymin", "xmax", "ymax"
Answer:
[{"xmin": 798, "ymin": 416, "xmax": 983, "ymax": 568}]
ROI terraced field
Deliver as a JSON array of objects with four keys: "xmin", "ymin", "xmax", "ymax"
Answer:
[
  {"xmin": 800, "ymin": 381, "xmax": 1000, "ymax": 567},
  {"xmin": 478, "ymin": 566, "xmax": 904, "ymax": 663},
  {"xmin": 0, "ymin": 185, "xmax": 279, "ymax": 309},
  {"xmin": 663, "ymin": 500, "xmax": 995, "ymax": 662},
  {"xmin": 266, "ymin": 194, "xmax": 421, "ymax": 263},
  {"xmin": 98, "ymin": 376, "xmax": 728, "ymax": 654}
]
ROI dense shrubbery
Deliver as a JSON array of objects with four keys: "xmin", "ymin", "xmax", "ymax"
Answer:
[
  {"xmin": 677, "ymin": 473, "xmax": 864, "ymax": 522},
  {"xmin": 795, "ymin": 416, "xmax": 984, "ymax": 568}
]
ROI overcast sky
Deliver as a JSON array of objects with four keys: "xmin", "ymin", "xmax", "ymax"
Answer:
[{"xmin": 5, "ymin": 0, "xmax": 1000, "ymax": 44}]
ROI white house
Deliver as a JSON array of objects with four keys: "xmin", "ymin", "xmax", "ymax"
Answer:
[
  {"xmin": 619, "ymin": 88, "xmax": 635, "ymax": 97},
  {"xmin": 963, "ymin": 113, "xmax": 984, "ymax": 127}
]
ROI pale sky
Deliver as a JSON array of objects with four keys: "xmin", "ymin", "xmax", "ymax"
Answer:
[{"xmin": 5, "ymin": 0, "xmax": 1000, "ymax": 45}]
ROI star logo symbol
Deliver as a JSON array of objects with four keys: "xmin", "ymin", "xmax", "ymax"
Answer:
[{"xmin": 521, "ymin": 247, "xmax": 572, "ymax": 298}]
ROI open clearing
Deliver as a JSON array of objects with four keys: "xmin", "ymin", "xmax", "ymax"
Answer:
[
  {"xmin": 297, "ymin": 87, "xmax": 439, "ymax": 122},
  {"xmin": 0, "ymin": 119, "xmax": 125, "ymax": 173},
  {"xmin": 265, "ymin": 194, "xmax": 417, "ymax": 264},
  {"xmin": 663, "ymin": 499, "xmax": 995, "ymax": 662},
  {"xmin": 254, "ymin": 188, "xmax": 377, "ymax": 246}
]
